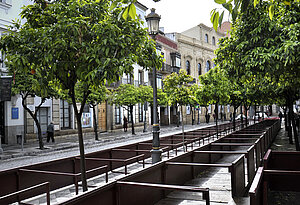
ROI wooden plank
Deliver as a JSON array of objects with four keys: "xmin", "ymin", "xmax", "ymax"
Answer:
[
  {"xmin": 194, "ymin": 150, "xmax": 247, "ymax": 154},
  {"xmin": 166, "ymin": 162, "xmax": 232, "ymax": 167},
  {"xmin": 211, "ymin": 143, "xmax": 253, "ymax": 146}
]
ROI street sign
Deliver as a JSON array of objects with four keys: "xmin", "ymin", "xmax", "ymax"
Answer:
[{"xmin": 0, "ymin": 76, "xmax": 12, "ymax": 101}]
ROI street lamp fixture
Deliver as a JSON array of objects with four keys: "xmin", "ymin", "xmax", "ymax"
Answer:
[
  {"xmin": 146, "ymin": 8, "xmax": 162, "ymax": 164},
  {"xmin": 145, "ymin": 8, "xmax": 161, "ymax": 36}
]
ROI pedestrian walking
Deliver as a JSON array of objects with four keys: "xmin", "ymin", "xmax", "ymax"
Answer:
[
  {"xmin": 123, "ymin": 116, "xmax": 128, "ymax": 132},
  {"xmin": 47, "ymin": 121, "xmax": 55, "ymax": 143}
]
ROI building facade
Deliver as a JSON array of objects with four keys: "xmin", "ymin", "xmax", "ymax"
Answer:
[
  {"xmin": 0, "ymin": 1, "xmax": 95, "ymax": 144},
  {"xmin": 167, "ymin": 23, "xmax": 234, "ymax": 124}
]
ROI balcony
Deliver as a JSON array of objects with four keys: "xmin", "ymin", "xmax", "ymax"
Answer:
[
  {"xmin": 159, "ymin": 63, "xmax": 180, "ymax": 74},
  {"xmin": 106, "ymin": 77, "xmax": 134, "ymax": 88}
]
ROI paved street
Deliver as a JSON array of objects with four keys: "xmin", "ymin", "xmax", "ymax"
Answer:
[
  {"xmin": 1, "ymin": 120, "xmax": 295, "ymax": 205},
  {"xmin": 0, "ymin": 122, "xmax": 217, "ymax": 171}
]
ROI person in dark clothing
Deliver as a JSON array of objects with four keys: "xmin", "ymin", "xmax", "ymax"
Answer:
[
  {"xmin": 278, "ymin": 111, "xmax": 283, "ymax": 123},
  {"xmin": 123, "ymin": 116, "xmax": 128, "ymax": 132},
  {"xmin": 47, "ymin": 121, "xmax": 55, "ymax": 143}
]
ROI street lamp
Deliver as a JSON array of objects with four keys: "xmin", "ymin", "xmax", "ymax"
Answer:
[{"xmin": 145, "ymin": 8, "xmax": 162, "ymax": 164}]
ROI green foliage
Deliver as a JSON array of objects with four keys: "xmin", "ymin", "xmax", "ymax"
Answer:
[
  {"xmin": 0, "ymin": 0, "xmax": 161, "ymax": 102},
  {"xmin": 211, "ymin": 0, "xmax": 298, "ymax": 29},
  {"xmin": 138, "ymin": 85, "xmax": 153, "ymax": 104},
  {"xmin": 214, "ymin": 1, "xmax": 300, "ymax": 106},
  {"xmin": 111, "ymin": 84, "xmax": 139, "ymax": 108},
  {"xmin": 0, "ymin": 0, "xmax": 162, "ymax": 190},
  {"xmin": 199, "ymin": 67, "xmax": 230, "ymax": 105},
  {"xmin": 163, "ymin": 69, "xmax": 195, "ymax": 106},
  {"xmin": 137, "ymin": 85, "xmax": 168, "ymax": 106}
]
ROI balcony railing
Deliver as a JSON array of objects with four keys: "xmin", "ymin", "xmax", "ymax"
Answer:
[{"xmin": 159, "ymin": 63, "xmax": 180, "ymax": 74}]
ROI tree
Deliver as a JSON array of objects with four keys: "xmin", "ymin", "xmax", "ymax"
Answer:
[
  {"xmin": 0, "ymin": 0, "xmax": 161, "ymax": 191},
  {"xmin": 164, "ymin": 69, "xmax": 195, "ymax": 150},
  {"xmin": 199, "ymin": 67, "xmax": 229, "ymax": 138},
  {"xmin": 6, "ymin": 63, "xmax": 57, "ymax": 149},
  {"xmin": 214, "ymin": 1, "xmax": 300, "ymax": 150},
  {"xmin": 210, "ymin": 0, "xmax": 296, "ymax": 31},
  {"xmin": 75, "ymin": 83, "xmax": 109, "ymax": 140},
  {"xmin": 111, "ymin": 84, "xmax": 140, "ymax": 135}
]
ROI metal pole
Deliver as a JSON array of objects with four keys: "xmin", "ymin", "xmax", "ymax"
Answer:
[{"xmin": 151, "ymin": 35, "xmax": 162, "ymax": 164}]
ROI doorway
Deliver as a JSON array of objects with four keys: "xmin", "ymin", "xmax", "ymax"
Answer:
[{"xmin": 37, "ymin": 107, "xmax": 49, "ymax": 135}]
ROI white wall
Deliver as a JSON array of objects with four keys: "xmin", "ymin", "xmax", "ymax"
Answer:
[{"xmin": 5, "ymin": 94, "xmax": 24, "ymax": 126}]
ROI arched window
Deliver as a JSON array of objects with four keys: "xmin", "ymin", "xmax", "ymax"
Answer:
[
  {"xmin": 198, "ymin": 63, "xmax": 201, "ymax": 76},
  {"xmin": 186, "ymin": 60, "xmax": 190, "ymax": 75},
  {"xmin": 205, "ymin": 34, "xmax": 208, "ymax": 43},
  {"xmin": 212, "ymin": 36, "xmax": 216, "ymax": 45},
  {"xmin": 206, "ymin": 60, "xmax": 211, "ymax": 72}
]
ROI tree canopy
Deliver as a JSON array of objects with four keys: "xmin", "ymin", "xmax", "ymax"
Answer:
[{"xmin": 0, "ymin": 0, "xmax": 162, "ymax": 191}]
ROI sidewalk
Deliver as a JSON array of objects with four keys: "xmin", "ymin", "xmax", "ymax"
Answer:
[{"xmin": 0, "ymin": 122, "xmax": 216, "ymax": 160}]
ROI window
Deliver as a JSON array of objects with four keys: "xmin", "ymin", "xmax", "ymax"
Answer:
[
  {"xmin": 138, "ymin": 70, "xmax": 144, "ymax": 85},
  {"xmin": 60, "ymin": 100, "xmax": 71, "ymax": 129},
  {"xmin": 198, "ymin": 63, "xmax": 201, "ymax": 76},
  {"xmin": 205, "ymin": 34, "xmax": 208, "ymax": 43},
  {"xmin": 206, "ymin": 60, "xmax": 211, "ymax": 72},
  {"xmin": 139, "ymin": 103, "xmax": 143, "ymax": 122},
  {"xmin": 38, "ymin": 108, "xmax": 49, "ymax": 133},
  {"xmin": 115, "ymin": 105, "xmax": 121, "ymax": 124},
  {"xmin": 212, "ymin": 36, "xmax": 216, "ymax": 45},
  {"xmin": 126, "ymin": 73, "xmax": 132, "ymax": 84},
  {"xmin": 186, "ymin": 60, "xmax": 190, "ymax": 75},
  {"xmin": 170, "ymin": 52, "xmax": 181, "ymax": 68}
]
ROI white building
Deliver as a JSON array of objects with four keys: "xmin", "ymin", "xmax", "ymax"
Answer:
[
  {"xmin": 0, "ymin": 1, "xmax": 95, "ymax": 144},
  {"xmin": 0, "ymin": 0, "xmax": 32, "ymax": 144}
]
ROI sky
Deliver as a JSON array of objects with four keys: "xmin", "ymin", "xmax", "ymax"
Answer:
[{"xmin": 138, "ymin": 0, "xmax": 228, "ymax": 33}]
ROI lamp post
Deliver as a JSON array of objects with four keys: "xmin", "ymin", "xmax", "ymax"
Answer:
[{"xmin": 146, "ymin": 8, "xmax": 162, "ymax": 164}]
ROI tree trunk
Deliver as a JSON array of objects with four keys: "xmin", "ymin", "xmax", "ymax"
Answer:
[
  {"xmin": 245, "ymin": 105, "xmax": 248, "ymax": 127},
  {"xmin": 197, "ymin": 108, "xmax": 200, "ymax": 124},
  {"xmin": 240, "ymin": 105, "xmax": 244, "ymax": 128},
  {"xmin": 286, "ymin": 97, "xmax": 294, "ymax": 144},
  {"xmin": 75, "ymin": 111, "xmax": 88, "ymax": 192},
  {"xmin": 191, "ymin": 106, "xmax": 194, "ymax": 125},
  {"xmin": 215, "ymin": 103, "xmax": 218, "ymax": 138},
  {"xmin": 233, "ymin": 106, "xmax": 237, "ymax": 131},
  {"xmin": 92, "ymin": 105, "xmax": 99, "ymax": 140},
  {"xmin": 284, "ymin": 107, "xmax": 288, "ymax": 131},
  {"xmin": 22, "ymin": 98, "xmax": 44, "ymax": 149},
  {"xmin": 181, "ymin": 105, "xmax": 185, "ymax": 152},
  {"xmin": 288, "ymin": 101, "xmax": 300, "ymax": 150},
  {"xmin": 71, "ymin": 92, "xmax": 88, "ymax": 192},
  {"xmin": 35, "ymin": 117, "xmax": 43, "ymax": 148},
  {"xmin": 254, "ymin": 104, "xmax": 257, "ymax": 124},
  {"xmin": 130, "ymin": 105, "xmax": 135, "ymax": 135},
  {"xmin": 176, "ymin": 105, "xmax": 180, "ymax": 127}
]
